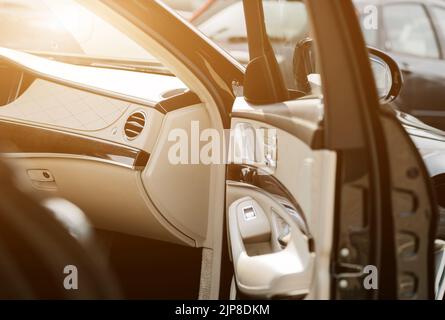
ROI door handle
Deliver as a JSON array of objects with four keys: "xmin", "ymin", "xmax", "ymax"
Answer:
[{"xmin": 228, "ymin": 196, "xmax": 314, "ymax": 298}]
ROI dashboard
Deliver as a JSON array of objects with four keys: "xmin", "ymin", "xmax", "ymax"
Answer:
[
  {"xmin": 0, "ymin": 48, "xmax": 210, "ymax": 247},
  {"xmin": 0, "ymin": 48, "xmax": 199, "ymax": 162}
]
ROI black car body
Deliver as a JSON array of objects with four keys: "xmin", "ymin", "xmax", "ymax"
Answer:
[{"xmin": 355, "ymin": 0, "xmax": 445, "ymax": 130}]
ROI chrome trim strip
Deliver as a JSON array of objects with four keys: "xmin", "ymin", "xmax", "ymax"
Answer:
[
  {"xmin": 1, "ymin": 153, "xmax": 139, "ymax": 170},
  {"xmin": 412, "ymin": 109, "xmax": 445, "ymax": 118}
]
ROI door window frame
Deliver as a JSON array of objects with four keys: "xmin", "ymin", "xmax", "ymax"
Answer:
[{"xmin": 428, "ymin": 5, "xmax": 445, "ymax": 59}]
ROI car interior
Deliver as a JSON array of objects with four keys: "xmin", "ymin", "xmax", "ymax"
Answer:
[
  {"xmin": 0, "ymin": 46, "xmax": 217, "ymax": 298},
  {"xmin": 0, "ymin": 0, "xmax": 333, "ymax": 299},
  {"xmin": 0, "ymin": 0, "xmax": 442, "ymax": 301}
]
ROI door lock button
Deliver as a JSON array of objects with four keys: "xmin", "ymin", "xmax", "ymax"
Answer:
[
  {"xmin": 243, "ymin": 206, "xmax": 257, "ymax": 221},
  {"xmin": 236, "ymin": 199, "xmax": 271, "ymax": 244}
]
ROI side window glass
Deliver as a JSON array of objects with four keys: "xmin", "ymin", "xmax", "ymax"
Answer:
[
  {"xmin": 263, "ymin": 0, "xmax": 309, "ymax": 91},
  {"xmin": 197, "ymin": 2, "xmax": 248, "ymax": 64},
  {"xmin": 197, "ymin": 0, "xmax": 310, "ymax": 91},
  {"xmin": 360, "ymin": 20, "xmax": 379, "ymax": 47},
  {"xmin": 382, "ymin": 4, "xmax": 439, "ymax": 58}
]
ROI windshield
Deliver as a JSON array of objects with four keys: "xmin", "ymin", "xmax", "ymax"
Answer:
[
  {"xmin": 0, "ymin": 0, "xmax": 157, "ymax": 64},
  {"xmin": 199, "ymin": 1, "xmax": 307, "ymax": 44}
]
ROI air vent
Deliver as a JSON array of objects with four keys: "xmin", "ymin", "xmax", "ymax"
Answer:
[{"xmin": 124, "ymin": 111, "xmax": 146, "ymax": 140}]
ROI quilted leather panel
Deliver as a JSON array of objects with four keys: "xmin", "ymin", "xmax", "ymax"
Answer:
[{"xmin": 0, "ymin": 79, "xmax": 129, "ymax": 131}]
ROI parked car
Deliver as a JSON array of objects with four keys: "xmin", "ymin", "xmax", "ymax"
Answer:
[
  {"xmin": 355, "ymin": 0, "xmax": 445, "ymax": 131},
  {"xmin": 0, "ymin": 0, "xmax": 441, "ymax": 300}
]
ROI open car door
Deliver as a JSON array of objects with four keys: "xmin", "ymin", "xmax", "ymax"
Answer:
[{"xmin": 225, "ymin": 0, "xmax": 438, "ymax": 299}]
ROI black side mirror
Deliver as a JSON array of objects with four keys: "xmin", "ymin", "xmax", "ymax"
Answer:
[
  {"xmin": 293, "ymin": 38, "xmax": 316, "ymax": 95},
  {"xmin": 293, "ymin": 38, "xmax": 404, "ymax": 103},
  {"xmin": 242, "ymin": 0, "xmax": 289, "ymax": 105},
  {"xmin": 368, "ymin": 47, "xmax": 404, "ymax": 103},
  {"xmin": 244, "ymin": 50, "xmax": 289, "ymax": 105}
]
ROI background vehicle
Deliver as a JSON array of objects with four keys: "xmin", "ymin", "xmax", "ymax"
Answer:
[{"xmin": 355, "ymin": 0, "xmax": 445, "ymax": 131}]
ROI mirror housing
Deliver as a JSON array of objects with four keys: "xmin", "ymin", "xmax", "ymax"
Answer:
[
  {"xmin": 293, "ymin": 38, "xmax": 404, "ymax": 103},
  {"xmin": 244, "ymin": 50, "xmax": 289, "ymax": 105},
  {"xmin": 368, "ymin": 47, "xmax": 404, "ymax": 103},
  {"xmin": 242, "ymin": 0, "xmax": 289, "ymax": 105},
  {"xmin": 293, "ymin": 38, "xmax": 316, "ymax": 95}
]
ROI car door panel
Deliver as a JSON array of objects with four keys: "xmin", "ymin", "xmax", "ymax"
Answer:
[
  {"xmin": 231, "ymin": 97, "xmax": 324, "ymax": 149},
  {"xmin": 226, "ymin": 184, "xmax": 315, "ymax": 298},
  {"xmin": 227, "ymin": 96, "xmax": 337, "ymax": 298}
]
